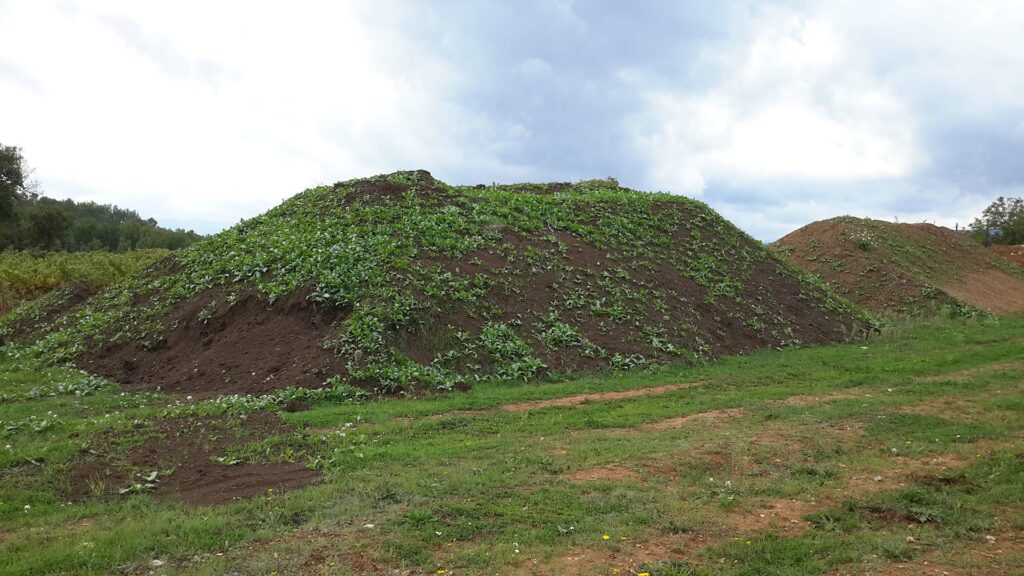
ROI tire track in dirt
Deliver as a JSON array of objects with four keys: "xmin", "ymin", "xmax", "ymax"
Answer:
[
  {"xmin": 914, "ymin": 360, "xmax": 1024, "ymax": 383},
  {"xmin": 499, "ymin": 381, "xmax": 708, "ymax": 412}
]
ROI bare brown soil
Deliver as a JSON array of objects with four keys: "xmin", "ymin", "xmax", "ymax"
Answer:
[
  {"xmin": 76, "ymin": 287, "xmax": 347, "ymax": 397},
  {"xmin": 71, "ymin": 412, "xmax": 320, "ymax": 506},
  {"xmin": 512, "ymin": 533, "xmax": 711, "ymax": 576},
  {"xmin": 990, "ymin": 244, "xmax": 1024, "ymax": 268},
  {"xmin": 777, "ymin": 217, "xmax": 1024, "ymax": 315},
  {"xmin": 566, "ymin": 465, "xmax": 640, "ymax": 482}
]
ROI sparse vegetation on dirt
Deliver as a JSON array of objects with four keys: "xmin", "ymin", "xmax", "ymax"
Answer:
[
  {"xmin": 0, "ymin": 315, "xmax": 1021, "ymax": 575},
  {"xmin": 3, "ymin": 170, "xmax": 871, "ymax": 398},
  {"xmin": 775, "ymin": 216, "xmax": 1024, "ymax": 316}
]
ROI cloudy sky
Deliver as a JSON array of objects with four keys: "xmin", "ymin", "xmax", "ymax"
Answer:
[{"xmin": 1, "ymin": 1, "xmax": 1022, "ymax": 240}]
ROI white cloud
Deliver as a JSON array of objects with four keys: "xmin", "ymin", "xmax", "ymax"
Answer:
[
  {"xmin": 630, "ymin": 11, "xmax": 921, "ymax": 196},
  {"xmin": 0, "ymin": 0, "xmax": 522, "ymax": 232}
]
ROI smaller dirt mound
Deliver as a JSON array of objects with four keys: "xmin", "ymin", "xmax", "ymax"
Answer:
[
  {"xmin": 71, "ymin": 412, "xmax": 320, "ymax": 506},
  {"xmin": 990, "ymin": 244, "xmax": 1024, "ymax": 268},
  {"xmin": 776, "ymin": 217, "xmax": 1024, "ymax": 315},
  {"xmin": 76, "ymin": 287, "xmax": 347, "ymax": 397}
]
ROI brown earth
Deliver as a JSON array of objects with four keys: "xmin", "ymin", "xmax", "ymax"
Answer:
[
  {"xmin": 566, "ymin": 465, "xmax": 640, "ymax": 482},
  {"xmin": 76, "ymin": 287, "xmax": 347, "ymax": 397},
  {"xmin": 776, "ymin": 217, "xmax": 1024, "ymax": 315},
  {"xmin": 71, "ymin": 412, "xmax": 320, "ymax": 506},
  {"xmin": 500, "ymin": 381, "xmax": 704, "ymax": 412},
  {"xmin": 990, "ymin": 244, "xmax": 1024, "ymax": 268}
]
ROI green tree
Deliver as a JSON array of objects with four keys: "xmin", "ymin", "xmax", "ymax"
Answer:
[
  {"xmin": 0, "ymin": 143, "xmax": 29, "ymax": 221},
  {"xmin": 971, "ymin": 196, "xmax": 1024, "ymax": 245},
  {"xmin": 27, "ymin": 205, "xmax": 71, "ymax": 249}
]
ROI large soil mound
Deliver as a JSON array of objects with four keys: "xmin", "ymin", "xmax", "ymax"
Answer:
[
  {"xmin": 3, "ymin": 171, "xmax": 870, "ymax": 397},
  {"xmin": 776, "ymin": 217, "xmax": 1024, "ymax": 316}
]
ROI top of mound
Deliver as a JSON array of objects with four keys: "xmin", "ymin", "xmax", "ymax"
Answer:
[
  {"xmin": 3, "ymin": 171, "xmax": 871, "ymax": 397},
  {"xmin": 776, "ymin": 216, "xmax": 1024, "ymax": 316}
]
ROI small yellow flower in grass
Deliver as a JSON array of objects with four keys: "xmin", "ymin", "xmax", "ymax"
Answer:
[
  {"xmin": 437, "ymin": 570, "xmax": 446, "ymax": 575},
  {"xmin": 745, "ymin": 540, "xmax": 752, "ymax": 545},
  {"xmin": 602, "ymin": 534, "xmax": 610, "ymax": 540},
  {"xmin": 619, "ymin": 536, "xmax": 627, "ymax": 541},
  {"xmin": 638, "ymin": 573, "xmax": 651, "ymax": 576}
]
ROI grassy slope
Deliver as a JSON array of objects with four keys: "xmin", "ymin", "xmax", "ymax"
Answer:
[
  {"xmin": 4, "ymin": 172, "xmax": 868, "ymax": 394},
  {"xmin": 1, "ymin": 316, "xmax": 1022, "ymax": 575},
  {"xmin": 0, "ymin": 249, "xmax": 170, "ymax": 316}
]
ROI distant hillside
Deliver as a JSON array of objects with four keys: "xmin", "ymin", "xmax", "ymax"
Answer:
[
  {"xmin": 4, "ymin": 171, "xmax": 872, "ymax": 397},
  {"xmin": 776, "ymin": 216, "xmax": 1024, "ymax": 316}
]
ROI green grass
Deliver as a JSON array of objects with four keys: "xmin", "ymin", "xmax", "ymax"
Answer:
[{"xmin": 1, "ymin": 316, "xmax": 1022, "ymax": 575}]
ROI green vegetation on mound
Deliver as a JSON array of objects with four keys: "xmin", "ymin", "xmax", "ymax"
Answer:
[
  {"xmin": 3, "ymin": 171, "xmax": 872, "ymax": 395},
  {"xmin": 776, "ymin": 215, "xmax": 1024, "ymax": 317}
]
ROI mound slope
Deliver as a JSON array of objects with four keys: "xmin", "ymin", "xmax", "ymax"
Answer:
[
  {"xmin": 3, "ymin": 171, "xmax": 869, "ymax": 396},
  {"xmin": 990, "ymin": 244, "xmax": 1024, "ymax": 268},
  {"xmin": 777, "ymin": 216, "xmax": 1024, "ymax": 315}
]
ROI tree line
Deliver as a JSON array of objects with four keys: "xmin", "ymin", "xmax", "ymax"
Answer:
[
  {"xmin": 970, "ymin": 196, "xmax": 1024, "ymax": 246},
  {"xmin": 1, "ymin": 143, "xmax": 202, "ymax": 252}
]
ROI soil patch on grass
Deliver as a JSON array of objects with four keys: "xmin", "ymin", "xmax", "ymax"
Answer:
[
  {"xmin": 630, "ymin": 407, "xmax": 745, "ymax": 432},
  {"xmin": 514, "ymin": 533, "xmax": 711, "ymax": 576},
  {"xmin": 71, "ymin": 412, "xmax": 320, "ymax": 506},
  {"xmin": 776, "ymin": 217, "xmax": 1024, "ymax": 315},
  {"xmin": 566, "ymin": 465, "xmax": 640, "ymax": 482},
  {"xmin": 727, "ymin": 499, "xmax": 817, "ymax": 535},
  {"xmin": 500, "ymin": 381, "xmax": 704, "ymax": 412}
]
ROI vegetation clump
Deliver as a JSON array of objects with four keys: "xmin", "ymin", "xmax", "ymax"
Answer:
[{"xmin": 3, "ymin": 170, "xmax": 871, "ymax": 396}]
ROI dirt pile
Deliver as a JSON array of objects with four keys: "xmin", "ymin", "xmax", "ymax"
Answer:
[
  {"xmin": 989, "ymin": 244, "xmax": 1024, "ymax": 268},
  {"xmin": 4, "ymin": 171, "xmax": 871, "ymax": 397},
  {"xmin": 776, "ymin": 217, "xmax": 1024, "ymax": 315}
]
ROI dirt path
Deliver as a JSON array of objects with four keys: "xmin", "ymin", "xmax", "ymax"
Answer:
[{"xmin": 499, "ymin": 381, "xmax": 707, "ymax": 412}]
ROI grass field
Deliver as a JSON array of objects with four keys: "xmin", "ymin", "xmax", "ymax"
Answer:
[{"xmin": 1, "ymin": 316, "xmax": 1022, "ymax": 575}]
